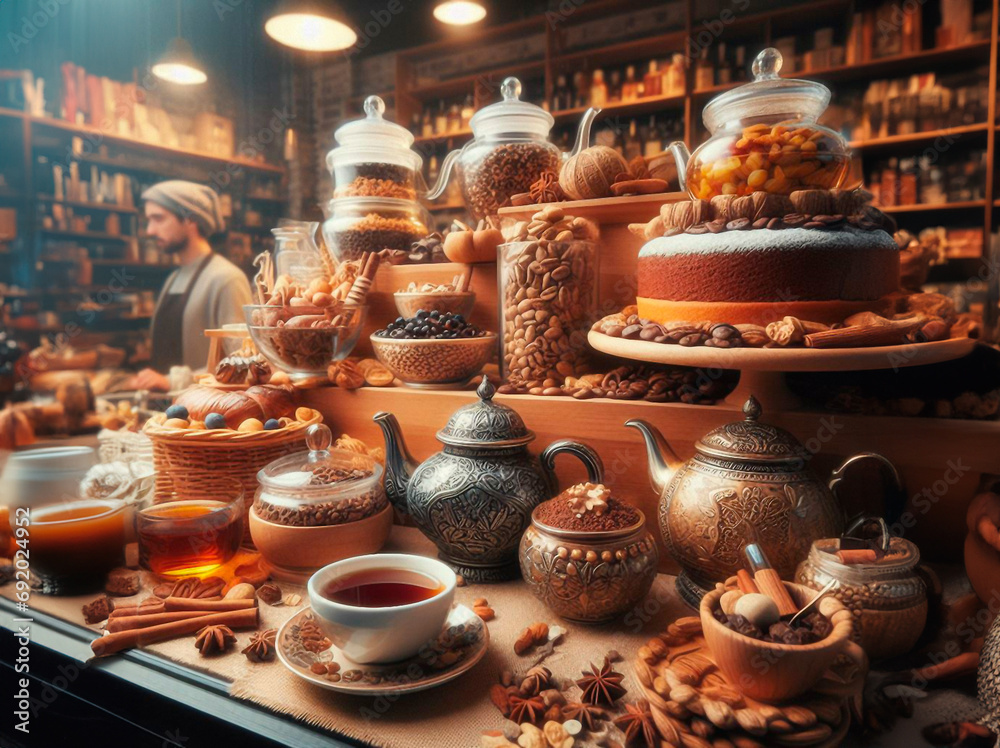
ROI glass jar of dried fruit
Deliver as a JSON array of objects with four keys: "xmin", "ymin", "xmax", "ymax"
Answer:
[{"xmin": 669, "ymin": 48, "xmax": 851, "ymax": 200}]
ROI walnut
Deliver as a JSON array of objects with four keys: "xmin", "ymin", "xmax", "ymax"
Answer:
[
  {"xmin": 328, "ymin": 359, "xmax": 365, "ymax": 389},
  {"xmin": 256, "ymin": 582, "xmax": 283, "ymax": 605},
  {"xmin": 735, "ymin": 324, "xmax": 769, "ymax": 348},
  {"xmin": 563, "ymin": 482, "xmax": 612, "ymax": 517},
  {"xmin": 765, "ymin": 316, "xmax": 828, "ymax": 346}
]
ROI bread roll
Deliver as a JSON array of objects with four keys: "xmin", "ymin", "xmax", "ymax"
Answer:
[
  {"xmin": 173, "ymin": 387, "xmax": 263, "ymax": 429},
  {"xmin": 245, "ymin": 384, "xmax": 297, "ymax": 420}
]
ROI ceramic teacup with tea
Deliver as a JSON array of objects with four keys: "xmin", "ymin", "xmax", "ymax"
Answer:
[{"xmin": 307, "ymin": 553, "xmax": 457, "ymax": 663}]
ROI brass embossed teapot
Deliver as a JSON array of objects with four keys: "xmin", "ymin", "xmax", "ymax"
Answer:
[
  {"xmin": 628, "ymin": 396, "xmax": 902, "ymax": 608},
  {"xmin": 375, "ymin": 377, "xmax": 603, "ymax": 582}
]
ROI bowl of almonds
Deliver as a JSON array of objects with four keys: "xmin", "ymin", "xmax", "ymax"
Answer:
[{"xmin": 394, "ymin": 274, "xmax": 475, "ymax": 320}]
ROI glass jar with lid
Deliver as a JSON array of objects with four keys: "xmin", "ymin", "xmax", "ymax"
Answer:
[
  {"xmin": 425, "ymin": 77, "xmax": 600, "ymax": 221},
  {"xmin": 669, "ymin": 48, "xmax": 851, "ymax": 200},
  {"xmin": 326, "ymin": 96, "xmax": 423, "ymax": 200},
  {"xmin": 249, "ymin": 424, "xmax": 392, "ymax": 581},
  {"xmin": 321, "ymin": 196, "xmax": 430, "ymax": 263},
  {"xmin": 795, "ymin": 518, "xmax": 928, "ymax": 661}
]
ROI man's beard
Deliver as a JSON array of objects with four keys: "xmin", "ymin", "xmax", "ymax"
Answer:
[{"xmin": 160, "ymin": 237, "xmax": 187, "ymax": 255}]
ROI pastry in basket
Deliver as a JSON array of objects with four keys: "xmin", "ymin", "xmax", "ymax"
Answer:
[
  {"xmin": 214, "ymin": 342, "xmax": 271, "ymax": 386},
  {"xmin": 162, "ymin": 384, "xmax": 299, "ymax": 430}
]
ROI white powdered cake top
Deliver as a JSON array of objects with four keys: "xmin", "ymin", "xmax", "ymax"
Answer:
[{"xmin": 639, "ymin": 226, "xmax": 898, "ymax": 258}]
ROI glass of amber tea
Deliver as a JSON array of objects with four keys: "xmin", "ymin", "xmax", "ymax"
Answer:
[
  {"xmin": 137, "ymin": 479, "xmax": 245, "ymax": 577},
  {"xmin": 29, "ymin": 498, "xmax": 128, "ymax": 594}
]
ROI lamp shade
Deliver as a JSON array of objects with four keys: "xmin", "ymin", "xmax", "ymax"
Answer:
[
  {"xmin": 152, "ymin": 37, "xmax": 207, "ymax": 85},
  {"xmin": 433, "ymin": 1, "xmax": 487, "ymax": 25},
  {"xmin": 265, "ymin": 3, "xmax": 357, "ymax": 52}
]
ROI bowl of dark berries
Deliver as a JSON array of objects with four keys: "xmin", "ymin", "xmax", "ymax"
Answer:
[
  {"xmin": 700, "ymin": 582, "xmax": 861, "ymax": 702},
  {"xmin": 370, "ymin": 311, "xmax": 497, "ymax": 388}
]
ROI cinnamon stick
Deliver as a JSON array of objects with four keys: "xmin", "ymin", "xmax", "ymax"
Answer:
[
  {"xmin": 804, "ymin": 319, "xmax": 923, "ymax": 349},
  {"xmin": 835, "ymin": 549, "xmax": 878, "ymax": 565},
  {"xmin": 345, "ymin": 251, "xmax": 380, "ymax": 306},
  {"xmin": 108, "ymin": 600, "xmax": 166, "ymax": 619},
  {"xmin": 91, "ymin": 608, "xmax": 259, "ymax": 657},
  {"xmin": 163, "ymin": 597, "xmax": 256, "ymax": 612},
  {"xmin": 107, "ymin": 610, "xmax": 222, "ymax": 633},
  {"xmin": 736, "ymin": 569, "xmax": 759, "ymax": 594},
  {"xmin": 753, "ymin": 569, "xmax": 798, "ymax": 617}
]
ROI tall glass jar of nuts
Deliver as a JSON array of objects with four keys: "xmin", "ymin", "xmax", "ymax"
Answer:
[
  {"xmin": 668, "ymin": 48, "xmax": 851, "ymax": 200},
  {"xmin": 499, "ymin": 208, "xmax": 599, "ymax": 387},
  {"xmin": 795, "ymin": 524, "xmax": 927, "ymax": 661}
]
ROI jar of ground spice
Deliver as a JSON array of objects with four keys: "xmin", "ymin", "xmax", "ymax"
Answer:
[
  {"xmin": 795, "ymin": 518, "xmax": 928, "ymax": 660},
  {"xmin": 322, "ymin": 196, "xmax": 430, "ymax": 262},
  {"xmin": 519, "ymin": 482, "xmax": 658, "ymax": 623}
]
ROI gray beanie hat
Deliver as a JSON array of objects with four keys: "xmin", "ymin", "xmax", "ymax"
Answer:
[{"xmin": 142, "ymin": 180, "xmax": 225, "ymax": 236}]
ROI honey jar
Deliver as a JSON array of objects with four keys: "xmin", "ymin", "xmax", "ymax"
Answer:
[{"xmin": 795, "ymin": 519, "xmax": 927, "ymax": 661}]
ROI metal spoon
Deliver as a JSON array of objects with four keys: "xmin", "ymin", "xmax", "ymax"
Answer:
[{"xmin": 789, "ymin": 579, "xmax": 838, "ymax": 627}]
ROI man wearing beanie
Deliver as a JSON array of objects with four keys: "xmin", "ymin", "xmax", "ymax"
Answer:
[{"xmin": 132, "ymin": 180, "xmax": 252, "ymax": 391}]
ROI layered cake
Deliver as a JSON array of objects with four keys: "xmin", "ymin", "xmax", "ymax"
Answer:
[{"xmin": 634, "ymin": 190, "xmax": 900, "ymax": 327}]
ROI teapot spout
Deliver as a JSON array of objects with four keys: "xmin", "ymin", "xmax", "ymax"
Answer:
[
  {"xmin": 667, "ymin": 141, "xmax": 691, "ymax": 192},
  {"xmin": 424, "ymin": 148, "xmax": 461, "ymax": 201},
  {"xmin": 567, "ymin": 107, "xmax": 601, "ymax": 159},
  {"xmin": 626, "ymin": 419, "xmax": 682, "ymax": 497},
  {"xmin": 373, "ymin": 411, "xmax": 418, "ymax": 516}
]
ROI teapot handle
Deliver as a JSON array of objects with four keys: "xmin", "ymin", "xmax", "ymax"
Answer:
[
  {"xmin": 539, "ymin": 439, "xmax": 604, "ymax": 495},
  {"xmin": 829, "ymin": 452, "xmax": 904, "ymax": 525},
  {"xmin": 424, "ymin": 148, "xmax": 462, "ymax": 201}
]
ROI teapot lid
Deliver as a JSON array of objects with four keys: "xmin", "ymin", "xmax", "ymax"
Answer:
[
  {"xmin": 695, "ymin": 396, "xmax": 807, "ymax": 462},
  {"xmin": 436, "ymin": 376, "xmax": 535, "ymax": 448},
  {"xmin": 702, "ymin": 48, "xmax": 831, "ymax": 132},
  {"xmin": 469, "ymin": 77, "xmax": 554, "ymax": 139}
]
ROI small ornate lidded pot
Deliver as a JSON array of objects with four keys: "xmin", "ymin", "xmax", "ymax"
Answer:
[
  {"xmin": 520, "ymin": 482, "xmax": 658, "ymax": 624},
  {"xmin": 374, "ymin": 377, "xmax": 603, "ymax": 583},
  {"xmin": 796, "ymin": 518, "xmax": 928, "ymax": 661}
]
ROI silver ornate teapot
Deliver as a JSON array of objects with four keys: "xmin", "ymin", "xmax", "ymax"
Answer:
[{"xmin": 374, "ymin": 377, "xmax": 603, "ymax": 582}]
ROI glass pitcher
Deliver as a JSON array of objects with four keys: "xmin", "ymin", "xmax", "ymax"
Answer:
[
  {"xmin": 668, "ymin": 48, "xmax": 851, "ymax": 201},
  {"xmin": 425, "ymin": 77, "xmax": 600, "ymax": 221}
]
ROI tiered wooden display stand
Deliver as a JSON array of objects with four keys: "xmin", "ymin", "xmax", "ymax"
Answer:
[{"xmin": 297, "ymin": 193, "xmax": 998, "ymax": 572}]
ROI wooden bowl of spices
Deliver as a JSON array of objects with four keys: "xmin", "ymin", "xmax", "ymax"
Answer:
[{"xmin": 518, "ymin": 482, "xmax": 658, "ymax": 623}]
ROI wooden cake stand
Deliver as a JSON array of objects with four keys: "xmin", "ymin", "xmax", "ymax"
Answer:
[{"xmin": 588, "ymin": 331, "xmax": 978, "ymax": 411}]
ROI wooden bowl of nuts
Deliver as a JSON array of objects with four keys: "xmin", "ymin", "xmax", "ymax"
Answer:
[
  {"xmin": 700, "ymin": 582, "xmax": 863, "ymax": 703},
  {"xmin": 393, "ymin": 290, "xmax": 475, "ymax": 320},
  {"xmin": 370, "ymin": 311, "xmax": 496, "ymax": 387}
]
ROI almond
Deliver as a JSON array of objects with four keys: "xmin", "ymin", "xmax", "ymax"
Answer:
[{"xmin": 474, "ymin": 605, "xmax": 495, "ymax": 621}]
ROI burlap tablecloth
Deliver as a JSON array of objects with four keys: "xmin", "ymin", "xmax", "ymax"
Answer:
[{"xmin": 1, "ymin": 526, "xmax": 689, "ymax": 747}]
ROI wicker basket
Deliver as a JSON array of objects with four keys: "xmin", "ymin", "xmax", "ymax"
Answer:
[{"xmin": 143, "ymin": 409, "xmax": 323, "ymax": 540}]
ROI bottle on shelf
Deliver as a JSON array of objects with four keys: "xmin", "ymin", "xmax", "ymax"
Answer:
[
  {"xmin": 734, "ymin": 46, "xmax": 748, "ymax": 82},
  {"xmin": 608, "ymin": 69, "xmax": 622, "ymax": 103},
  {"xmin": 447, "ymin": 103, "xmax": 462, "ymax": 133},
  {"xmin": 644, "ymin": 116, "xmax": 662, "ymax": 157},
  {"xmin": 667, "ymin": 54, "xmax": 686, "ymax": 96},
  {"xmin": 420, "ymin": 108, "xmax": 433, "ymax": 138},
  {"xmin": 434, "ymin": 101, "xmax": 447, "ymax": 135},
  {"xmin": 716, "ymin": 42, "xmax": 731, "ymax": 85},
  {"xmin": 644, "ymin": 60, "xmax": 662, "ymax": 98},
  {"xmin": 553, "ymin": 74, "xmax": 571, "ymax": 111},
  {"xmin": 591, "ymin": 69, "xmax": 608, "ymax": 108},
  {"xmin": 695, "ymin": 48, "xmax": 713, "ymax": 91},
  {"xmin": 623, "ymin": 119, "xmax": 642, "ymax": 161},
  {"xmin": 460, "ymin": 95, "xmax": 475, "ymax": 129},
  {"xmin": 573, "ymin": 71, "xmax": 589, "ymax": 108},
  {"xmin": 622, "ymin": 65, "xmax": 640, "ymax": 102}
]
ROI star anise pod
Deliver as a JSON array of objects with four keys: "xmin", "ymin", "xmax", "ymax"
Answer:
[
  {"xmin": 576, "ymin": 657, "xmax": 627, "ymax": 706},
  {"xmin": 242, "ymin": 628, "xmax": 277, "ymax": 662},
  {"xmin": 520, "ymin": 665, "xmax": 552, "ymax": 696},
  {"xmin": 614, "ymin": 699, "xmax": 657, "ymax": 747},
  {"xmin": 194, "ymin": 624, "xmax": 236, "ymax": 656},
  {"xmin": 529, "ymin": 171, "xmax": 565, "ymax": 204},
  {"xmin": 563, "ymin": 701, "xmax": 608, "ymax": 731},
  {"xmin": 508, "ymin": 693, "xmax": 545, "ymax": 725}
]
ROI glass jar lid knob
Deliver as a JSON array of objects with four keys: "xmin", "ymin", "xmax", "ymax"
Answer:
[
  {"xmin": 501, "ymin": 77, "xmax": 521, "ymax": 102},
  {"xmin": 364, "ymin": 95, "xmax": 386, "ymax": 120},
  {"xmin": 752, "ymin": 48, "xmax": 782, "ymax": 81},
  {"xmin": 305, "ymin": 423, "xmax": 332, "ymax": 453}
]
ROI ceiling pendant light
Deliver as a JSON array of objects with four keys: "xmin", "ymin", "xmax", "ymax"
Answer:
[
  {"xmin": 433, "ymin": 1, "xmax": 487, "ymax": 26},
  {"xmin": 265, "ymin": 2, "xmax": 357, "ymax": 52},
  {"xmin": 152, "ymin": 3, "xmax": 207, "ymax": 85}
]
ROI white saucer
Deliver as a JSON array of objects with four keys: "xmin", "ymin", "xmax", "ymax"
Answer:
[{"xmin": 276, "ymin": 603, "xmax": 489, "ymax": 695}]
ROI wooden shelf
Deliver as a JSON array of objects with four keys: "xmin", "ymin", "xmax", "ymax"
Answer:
[
  {"xmin": 408, "ymin": 60, "xmax": 545, "ymax": 100},
  {"xmin": 28, "ymin": 115, "xmax": 286, "ymax": 174},
  {"xmin": 879, "ymin": 201, "xmax": 987, "ymax": 213},
  {"xmin": 413, "ymin": 128, "xmax": 472, "ymax": 145},
  {"xmin": 552, "ymin": 93, "xmax": 686, "ymax": 124},
  {"xmin": 848, "ymin": 123, "xmax": 989, "ymax": 149},
  {"xmin": 552, "ymin": 30, "xmax": 688, "ymax": 69},
  {"xmin": 37, "ymin": 196, "xmax": 137, "ymax": 214},
  {"xmin": 39, "ymin": 228, "xmax": 132, "ymax": 241}
]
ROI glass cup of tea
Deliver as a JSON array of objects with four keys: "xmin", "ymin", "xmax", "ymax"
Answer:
[
  {"xmin": 137, "ymin": 479, "xmax": 245, "ymax": 578},
  {"xmin": 28, "ymin": 497, "xmax": 129, "ymax": 595}
]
